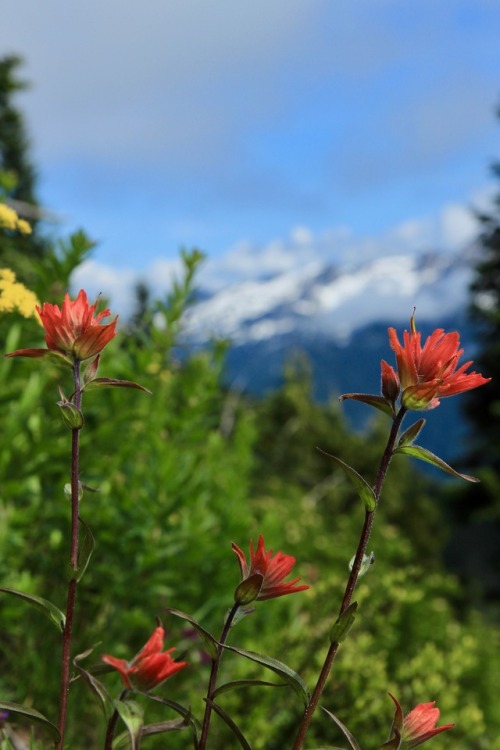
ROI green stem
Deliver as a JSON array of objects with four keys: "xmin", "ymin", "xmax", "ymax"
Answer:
[
  {"xmin": 291, "ymin": 407, "xmax": 407, "ymax": 750},
  {"xmin": 198, "ymin": 603, "xmax": 240, "ymax": 750},
  {"xmin": 56, "ymin": 361, "xmax": 83, "ymax": 750}
]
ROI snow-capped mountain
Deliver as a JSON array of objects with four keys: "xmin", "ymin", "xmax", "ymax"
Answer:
[
  {"xmin": 184, "ymin": 245, "xmax": 479, "ymax": 463},
  {"xmin": 185, "ymin": 245, "xmax": 475, "ymax": 347}
]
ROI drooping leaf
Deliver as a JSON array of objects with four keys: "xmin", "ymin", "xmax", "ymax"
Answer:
[
  {"xmin": 394, "ymin": 444, "xmax": 479, "ymax": 482},
  {"xmin": 222, "ymin": 645, "xmax": 309, "ymax": 705},
  {"xmin": 397, "ymin": 418, "xmax": 426, "ymax": 448},
  {"xmin": 113, "ymin": 699, "xmax": 144, "ymax": 750},
  {"xmin": 321, "ymin": 706, "xmax": 362, "ymax": 750},
  {"xmin": 165, "ymin": 608, "xmax": 219, "ymax": 660},
  {"xmin": 147, "ymin": 694, "xmax": 201, "ymax": 740},
  {"xmin": 330, "ymin": 602, "xmax": 358, "ymax": 645},
  {"xmin": 83, "ymin": 377, "xmax": 151, "ymax": 394},
  {"xmin": 205, "ymin": 699, "xmax": 252, "ymax": 750},
  {"xmin": 213, "ymin": 679, "xmax": 288, "ymax": 698},
  {"xmin": 73, "ymin": 646, "xmax": 114, "ymax": 719},
  {"xmin": 339, "ymin": 393, "xmax": 394, "ymax": 417},
  {"xmin": 317, "ymin": 448, "xmax": 377, "ymax": 511},
  {"xmin": 0, "ymin": 587, "xmax": 65, "ymax": 632},
  {"xmin": 0, "ymin": 701, "xmax": 60, "ymax": 743}
]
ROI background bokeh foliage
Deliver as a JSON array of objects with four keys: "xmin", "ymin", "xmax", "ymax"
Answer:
[{"xmin": 1, "ymin": 55, "xmax": 500, "ymax": 749}]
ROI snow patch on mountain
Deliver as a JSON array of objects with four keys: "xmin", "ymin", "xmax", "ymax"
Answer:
[{"xmin": 184, "ymin": 247, "xmax": 474, "ymax": 345}]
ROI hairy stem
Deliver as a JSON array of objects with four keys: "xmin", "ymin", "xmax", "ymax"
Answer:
[
  {"xmin": 292, "ymin": 407, "xmax": 407, "ymax": 750},
  {"xmin": 56, "ymin": 362, "xmax": 83, "ymax": 750},
  {"xmin": 198, "ymin": 603, "xmax": 240, "ymax": 750}
]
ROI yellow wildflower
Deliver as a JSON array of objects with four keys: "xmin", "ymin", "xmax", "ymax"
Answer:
[
  {"xmin": 0, "ymin": 202, "xmax": 32, "ymax": 235},
  {"xmin": 0, "ymin": 268, "xmax": 39, "ymax": 318}
]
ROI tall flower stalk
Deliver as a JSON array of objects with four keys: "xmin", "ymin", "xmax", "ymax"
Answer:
[
  {"xmin": 292, "ymin": 407, "xmax": 406, "ymax": 750},
  {"xmin": 56, "ymin": 360, "xmax": 84, "ymax": 750},
  {"xmin": 292, "ymin": 313, "xmax": 489, "ymax": 749}
]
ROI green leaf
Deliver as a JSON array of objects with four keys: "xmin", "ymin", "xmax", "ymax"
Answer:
[
  {"xmin": 394, "ymin": 444, "xmax": 479, "ymax": 482},
  {"xmin": 205, "ymin": 699, "xmax": 252, "ymax": 750},
  {"xmin": 349, "ymin": 552, "xmax": 374, "ymax": 577},
  {"xmin": 147, "ymin": 694, "xmax": 201, "ymax": 740},
  {"xmin": 330, "ymin": 602, "xmax": 358, "ymax": 645},
  {"xmin": 165, "ymin": 608, "xmax": 219, "ymax": 660},
  {"xmin": 317, "ymin": 448, "xmax": 377, "ymax": 511},
  {"xmin": 113, "ymin": 699, "xmax": 144, "ymax": 750},
  {"xmin": 84, "ymin": 377, "xmax": 152, "ymax": 394},
  {"xmin": 339, "ymin": 393, "xmax": 394, "ymax": 417},
  {"xmin": 397, "ymin": 418, "xmax": 426, "ymax": 448},
  {"xmin": 73, "ymin": 646, "xmax": 114, "ymax": 720},
  {"xmin": 213, "ymin": 679, "xmax": 287, "ymax": 698},
  {"xmin": 0, "ymin": 701, "xmax": 60, "ymax": 743},
  {"xmin": 0, "ymin": 587, "xmax": 65, "ymax": 632},
  {"xmin": 321, "ymin": 706, "xmax": 362, "ymax": 750},
  {"xmin": 222, "ymin": 645, "xmax": 309, "ymax": 705},
  {"xmin": 76, "ymin": 516, "xmax": 95, "ymax": 583}
]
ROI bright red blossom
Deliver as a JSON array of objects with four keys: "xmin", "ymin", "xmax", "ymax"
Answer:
[
  {"xmin": 232, "ymin": 534, "xmax": 309, "ymax": 602},
  {"xmin": 102, "ymin": 626, "xmax": 187, "ymax": 692},
  {"xmin": 384, "ymin": 313, "xmax": 490, "ymax": 410},
  {"xmin": 5, "ymin": 289, "xmax": 117, "ymax": 363},
  {"xmin": 402, "ymin": 701, "xmax": 455, "ymax": 748}
]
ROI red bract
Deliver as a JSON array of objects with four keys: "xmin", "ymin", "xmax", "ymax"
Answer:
[
  {"xmin": 102, "ymin": 626, "xmax": 187, "ymax": 692},
  {"xmin": 232, "ymin": 534, "xmax": 309, "ymax": 602},
  {"xmin": 385, "ymin": 313, "xmax": 490, "ymax": 410},
  {"xmin": 5, "ymin": 289, "xmax": 117, "ymax": 363},
  {"xmin": 402, "ymin": 701, "xmax": 455, "ymax": 748}
]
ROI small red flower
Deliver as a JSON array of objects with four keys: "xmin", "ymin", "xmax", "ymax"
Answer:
[
  {"xmin": 232, "ymin": 534, "xmax": 309, "ymax": 603},
  {"xmin": 5, "ymin": 289, "xmax": 117, "ymax": 363},
  {"xmin": 386, "ymin": 313, "xmax": 490, "ymax": 410},
  {"xmin": 402, "ymin": 701, "xmax": 455, "ymax": 748},
  {"xmin": 102, "ymin": 626, "xmax": 188, "ymax": 692}
]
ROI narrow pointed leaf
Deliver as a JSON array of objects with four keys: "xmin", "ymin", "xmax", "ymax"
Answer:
[
  {"xmin": 84, "ymin": 377, "xmax": 151, "ymax": 394},
  {"xmin": 394, "ymin": 444, "xmax": 479, "ymax": 482},
  {"xmin": 222, "ymin": 645, "xmax": 309, "ymax": 705},
  {"xmin": 339, "ymin": 393, "xmax": 394, "ymax": 417},
  {"xmin": 0, "ymin": 587, "xmax": 65, "ymax": 632},
  {"xmin": 0, "ymin": 701, "xmax": 60, "ymax": 743},
  {"xmin": 76, "ymin": 516, "xmax": 95, "ymax": 582},
  {"xmin": 113, "ymin": 699, "xmax": 144, "ymax": 750},
  {"xmin": 147, "ymin": 694, "xmax": 201, "ymax": 740},
  {"xmin": 321, "ymin": 707, "xmax": 362, "ymax": 750},
  {"xmin": 397, "ymin": 419, "xmax": 426, "ymax": 448},
  {"xmin": 205, "ymin": 699, "xmax": 252, "ymax": 750},
  {"xmin": 213, "ymin": 679, "xmax": 287, "ymax": 698},
  {"xmin": 165, "ymin": 608, "xmax": 219, "ymax": 660},
  {"xmin": 73, "ymin": 646, "xmax": 114, "ymax": 719},
  {"xmin": 318, "ymin": 449, "xmax": 376, "ymax": 511},
  {"xmin": 330, "ymin": 602, "xmax": 358, "ymax": 645}
]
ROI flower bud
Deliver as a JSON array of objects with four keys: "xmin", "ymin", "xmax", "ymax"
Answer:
[
  {"xmin": 57, "ymin": 400, "xmax": 84, "ymax": 430},
  {"xmin": 234, "ymin": 572, "xmax": 264, "ymax": 605}
]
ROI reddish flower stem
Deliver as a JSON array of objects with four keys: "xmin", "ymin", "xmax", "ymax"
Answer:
[
  {"xmin": 104, "ymin": 689, "xmax": 128, "ymax": 750},
  {"xmin": 292, "ymin": 407, "xmax": 407, "ymax": 750},
  {"xmin": 198, "ymin": 603, "xmax": 240, "ymax": 750},
  {"xmin": 56, "ymin": 361, "xmax": 83, "ymax": 750}
]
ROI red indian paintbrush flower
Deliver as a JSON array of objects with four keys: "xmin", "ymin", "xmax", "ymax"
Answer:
[
  {"xmin": 381, "ymin": 312, "xmax": 490, "ymax": 410},
  {"xmin": 402, "ymin": 700, "xmax": 455, "ymax": 748},
  {"xmin": 232, "ymin": 534, "xmax": 309, "ymax": 604},
  {"xmin": 102, "ymin": 626, "xmax": 187, "ymax": 692},
  {"xmin": 5, "ymin": 289, "xmax": 117, "ymax": 363},
  {"xmin": 382, "ymin": 694, "xmax": 454, "ymax": 749}
]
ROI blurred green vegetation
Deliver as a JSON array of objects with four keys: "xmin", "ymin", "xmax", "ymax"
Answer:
[{"xmin": 1, "ymin": 54, "xmax": 500, "ymax": 750}]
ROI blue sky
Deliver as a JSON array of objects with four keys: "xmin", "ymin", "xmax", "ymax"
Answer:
[{"xmin": 2, "ymin": 0, "xmax": 500, "ymax": 311}]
